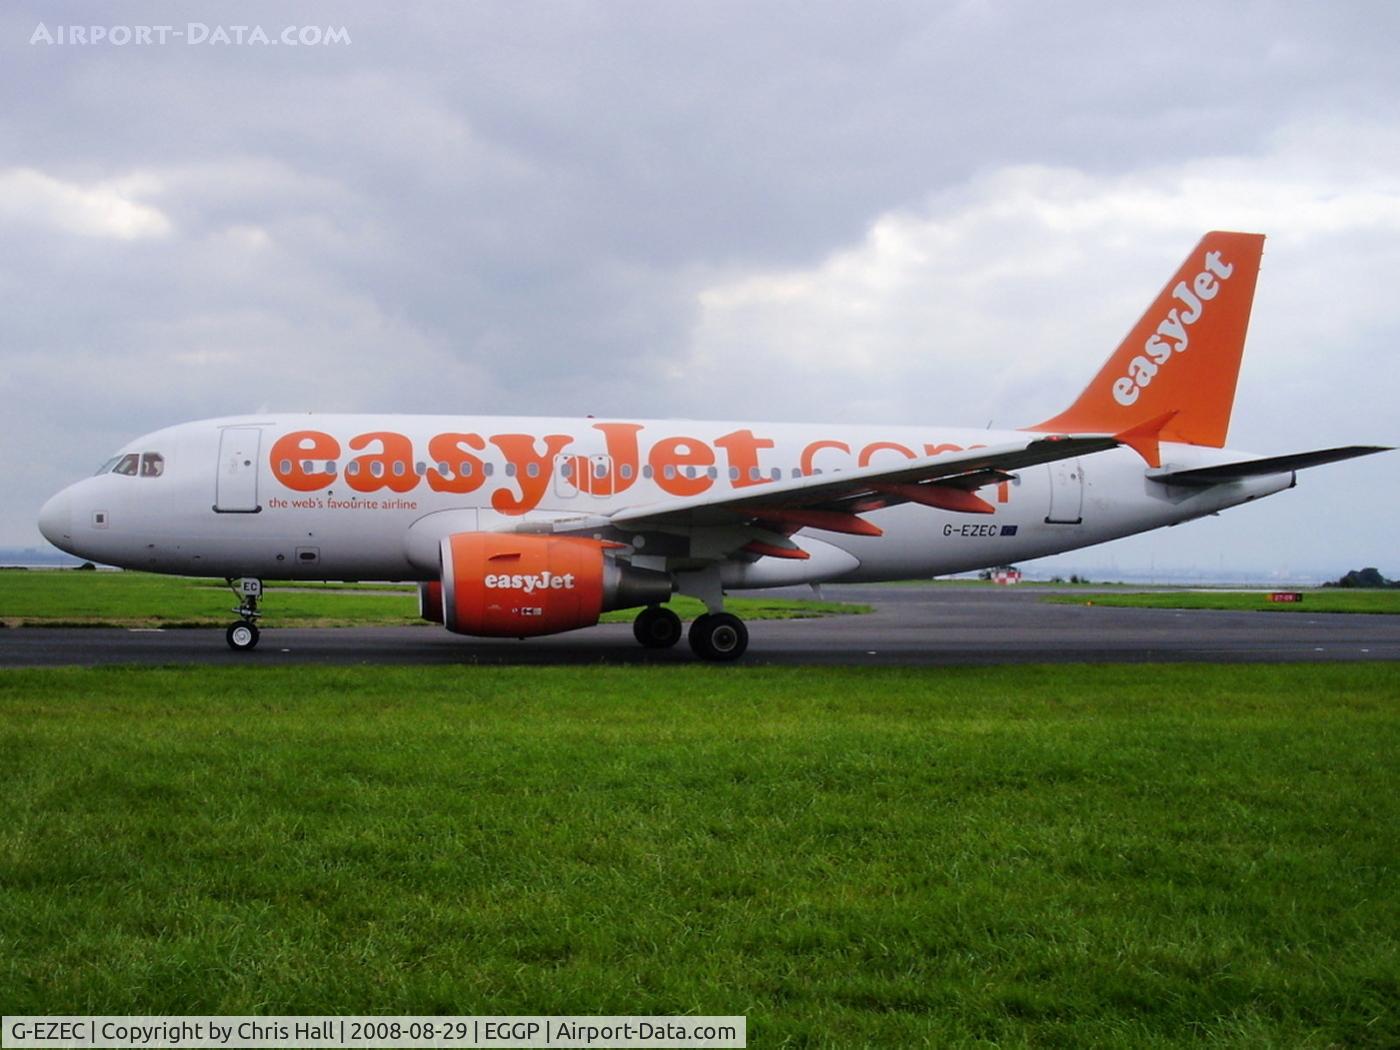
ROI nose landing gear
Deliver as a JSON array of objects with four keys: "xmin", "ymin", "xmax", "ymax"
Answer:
[
  {"xmin": 226, "ymin": 620, "xmax": 260, "ymax": 651},
  {"xmin": 225, "ymin": 577, "xmax": 263, "ymax": 651}
]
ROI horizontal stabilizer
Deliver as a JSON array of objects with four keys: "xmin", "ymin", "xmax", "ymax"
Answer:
[{"xmin": 1148, "ymin": 446, "xmax": 1391, "ymax": 487}]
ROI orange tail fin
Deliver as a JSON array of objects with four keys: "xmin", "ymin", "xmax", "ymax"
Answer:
[{"xmin": 1030, "ymin": 231, "xmax": 1265, "ymax": 448}]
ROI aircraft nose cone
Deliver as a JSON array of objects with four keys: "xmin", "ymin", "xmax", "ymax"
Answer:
[{"xmin": 38, "ymin": 489, "xmax": 73, "ymax": 550}]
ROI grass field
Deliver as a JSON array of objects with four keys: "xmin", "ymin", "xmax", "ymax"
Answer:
[
  {"xmin": 1044, "ymin": 589, "xmax": 1400, "ymax": 615},
  {"xmin": 0, "ymin": 570, "xmax": 868, "ymax": 628},
  {"xmin": 2, "ymin": 664, "xmax": 1396, "ymax": 1046}
]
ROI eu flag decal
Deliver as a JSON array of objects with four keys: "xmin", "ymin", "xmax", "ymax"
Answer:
[{"xmin": 1000, "ymin": 525, "xmax": 1019, "ymax": 536}]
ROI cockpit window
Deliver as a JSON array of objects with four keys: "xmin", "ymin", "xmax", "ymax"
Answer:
[{"xmin": 105, "ymin": 451, "xmax": 164, "ymax": 477}]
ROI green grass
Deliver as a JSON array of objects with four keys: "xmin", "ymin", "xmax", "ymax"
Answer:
[
  {"xmin": 1, "ymin": 664, "xmax": 1396, "ymax": 1046},
  {"xmin": 0, "ymin": 570, "xmax": 420, "ymax": 628},
  {"xmin": 1044, "ymin": 589, "xmax": 1400, "ymax": 615},
  {"xmin": 0, "ymin": 570, "xmax": 867, "ymax": 628}
]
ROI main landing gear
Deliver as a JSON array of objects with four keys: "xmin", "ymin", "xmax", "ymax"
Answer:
[
  {"xmin": 631, "ymin": 605, "xmax": 749, "ymax": 662},
  {"xmin": 633, "ymin": 605, "xmax": 683, "ymax": 649},
  {"xmin": 688, "ymin": 612, "xmax": 749, "ymax": 661},
  {"xmin": 225, "ymin": 577, "xmax": 263, "ymax": 651}
]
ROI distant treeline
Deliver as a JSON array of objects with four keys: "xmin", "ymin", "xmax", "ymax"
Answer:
[{"xmin": 1326, "ymin": 567, "xmax": 1399, "ymax": 589}]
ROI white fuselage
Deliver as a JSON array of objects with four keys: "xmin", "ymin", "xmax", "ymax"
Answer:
[{"xmin": 38, "ymin": 414, "xmax": 1293, "ymax": 585}]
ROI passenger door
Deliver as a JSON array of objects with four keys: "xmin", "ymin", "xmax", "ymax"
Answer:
[{"xmin": 215, "ymin": 427, "xmax": 262, "ymax": 513}]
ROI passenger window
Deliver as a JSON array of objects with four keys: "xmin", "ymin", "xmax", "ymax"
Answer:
[{"xmin": 113, "ymin": 454, "xmax": 139, "ymax": 476}]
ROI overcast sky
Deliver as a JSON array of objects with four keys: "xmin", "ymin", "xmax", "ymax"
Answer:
[{"xmin": 2, "ymin": 1, "xmax": 1396, "ymax": 577}]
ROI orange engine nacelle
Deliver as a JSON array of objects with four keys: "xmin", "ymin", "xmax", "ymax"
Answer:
[{"xmin": 438, "ymin": 533, "xmax": 672, "ymax": 638}]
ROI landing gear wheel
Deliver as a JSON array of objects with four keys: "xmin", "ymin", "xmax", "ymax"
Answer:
[
  {"xmin": 224, "ymin": 578, "xmax": 263, "ymax": 652},
  {"xmin": 688, "ymin": 612, "xmax": 749, "ymax": 662},
  {"xmin": 226, "ymin": 621, "xmax": 260, "ymax": 651},
  {"xmin": 633, "ymin": 605, "xmax": 683, "ymax": 649}
]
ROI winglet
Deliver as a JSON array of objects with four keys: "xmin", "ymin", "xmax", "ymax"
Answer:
[{"xmin": 1115, "ymin": 409, "xmax": 1179, "ymax": 469}]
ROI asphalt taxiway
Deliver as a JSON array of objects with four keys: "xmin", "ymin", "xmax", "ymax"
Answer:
[{"xmin": 3, "ymin": 585, "xmax": 1399, "ymax": 667}]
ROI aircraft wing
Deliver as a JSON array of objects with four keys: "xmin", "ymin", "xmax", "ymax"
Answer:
[
  {"xmin": 1147, "ymin": 445, "xmax": 1391, "ymax": 487},
  {"xmin": 606, "ymin": 435, "xmax": 1120, "ymax": 535}
]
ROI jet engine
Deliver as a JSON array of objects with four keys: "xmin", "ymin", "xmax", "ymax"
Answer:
[{"xmin": 437, "ymin": 533, "xmax": 672, "ymax": 637}]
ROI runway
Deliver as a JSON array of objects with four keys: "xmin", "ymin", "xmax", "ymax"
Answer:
[{"xmin": 4, "ymin": 585, "xmax": 1399, "ymax": 667}]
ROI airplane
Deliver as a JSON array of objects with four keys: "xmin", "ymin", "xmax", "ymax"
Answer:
[{"xmin": 37, "ymin": 231, "xmax": 1389, "ymax": 660}]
